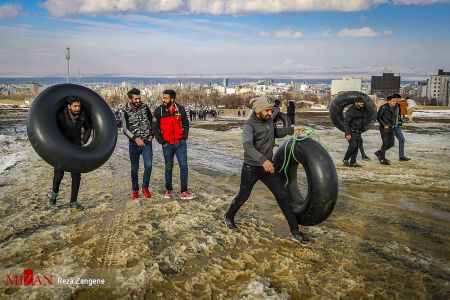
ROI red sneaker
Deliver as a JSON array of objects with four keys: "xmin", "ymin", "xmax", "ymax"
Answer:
[
  {"xmin": 164, "ymin": 189, "xmax": 173, "ymax": 199},
  {"xmin": 180, "ymin": 191, "xmax": 194, "ymax": 200},
  {"xmin": 132, "ymin": 191, "xmax": 139, "ymax": 200},
  {"xmin": 142, "ymin": 188, "xmax": 151, "ymax": 199}
]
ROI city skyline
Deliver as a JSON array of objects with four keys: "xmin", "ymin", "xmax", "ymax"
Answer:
[{"xmin": 1, "ymin": 1, "xmax": 450, "ymax": 79}]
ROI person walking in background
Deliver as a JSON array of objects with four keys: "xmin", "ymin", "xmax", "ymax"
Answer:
[
  {"xmin": 398, "ymin": 96, "xmax": 408, "ymax": 119},
  {"xmin": 274, "ymin": 99, "xmax": 280, "ymax": 108},
  {"xmin": 392, "ymin": 94, "xmax": 411, "ymax": 161},
  {"xmin": 121, "ymin": 88, "xmax": 154, "ymax": 200},
  {"xmin": 375, "ymin": 95, "xmax": 398, "ymax": 165},
  {"xmin": 49, "ymin": 96, "xmax": 91, "ymax": 211},
  {"xmin": 406, "ymin": 96, "xmax": 417, "ymax": 122},
  {"xmin": 287, "ymin": 100, "xmax": 296, "ymax": 125},
  {"xmin": 343, "ymin": 97, "xmax": 368, "ymax": 167},
  {"xmin": 152, "ymin": 89, "xmax": 194, "ymax": 200}
]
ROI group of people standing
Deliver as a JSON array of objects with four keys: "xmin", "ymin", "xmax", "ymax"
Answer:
[
  {"xmin": 189, "ymin": 108, "xmax": 218, "ymax": 121},
  {"xmin": 343, "ymin": 94, "xmax": 414, "ymax": 167},
  {"xmin": 121, "ymin": 88, "xmax": 194, "ymax": 200},
  {"xmin": 49, "ymin": 88, "xmax": 194, "ymax": 210}
]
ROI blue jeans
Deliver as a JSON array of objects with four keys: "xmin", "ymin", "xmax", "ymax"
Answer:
[
  {"xmin": 162, "ymin": 140, "xmax": 188, "ymax": 192},
  {"xmin": 394, "ymin": 126, "xmax": 405, "ymax": 158},
  {"xmin": 129, "ymin": 140, "xmax": 153, "ymax": 191}
]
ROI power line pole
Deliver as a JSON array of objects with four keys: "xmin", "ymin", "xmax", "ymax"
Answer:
[{"xmin": 65, "ymin": 47, "xmax": 71, "ymax": 83}]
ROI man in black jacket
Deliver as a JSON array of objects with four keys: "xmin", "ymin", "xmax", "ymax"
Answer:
[
  {"xmin": 343, "ymin": 97, "xmax": 367, "ymax": 167},
  {"xmin": 375, "ymin": 95, "xmax": 397, "ymax": 165},
  {"xmin": 49, "ymin": 96, "xmax": 92, "ymax": 211}
]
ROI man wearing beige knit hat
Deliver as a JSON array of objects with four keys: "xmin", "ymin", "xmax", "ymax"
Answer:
[{"xmin": 224, "ymin": 96, "xmax": 310, "ymax": 246}]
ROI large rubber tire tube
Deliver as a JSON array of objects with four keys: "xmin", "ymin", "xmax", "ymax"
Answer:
[
  {"xmin": 273, "ymin": 138, "xmax": 338, "ymax": 226},
  {"xmin": 27, "ymin": 83, "xmax": 117, "ymax": 173},
  {"xmin": 329, "ymin": 91, "xmax": 377, "ymax": 132},
  {"xmin": 272, "ymin": 107, "xmax": 294, "ymax": 137}
]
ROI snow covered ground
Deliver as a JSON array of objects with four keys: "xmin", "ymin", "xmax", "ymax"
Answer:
[
  {"xmin": 413, "ymin": 109, "xmax": 450, "ymax": 119},
  {"xmin": 0, "ymin": 111, "xmax": 449, "ymax": 299}
]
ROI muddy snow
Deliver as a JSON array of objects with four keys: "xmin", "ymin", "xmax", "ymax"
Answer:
[{"xmin": 0, "ymin": 112, "xmax": 449, "ymax": 299}]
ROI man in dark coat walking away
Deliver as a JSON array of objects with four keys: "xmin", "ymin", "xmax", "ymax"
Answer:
[
  {"xmin": 375, "ymin": 95, "xmax": 398, "ymax": 165},
  {"xmin": 287, "ymin": 100, "xmax": 296, "ymax": 125},
  {"xmin": 343, "ymin": 97, "xmax": 367, "ymax": 167},
  {"xmin": 49, "ymin": 96, "xmax": 92, "ymax": 211}
]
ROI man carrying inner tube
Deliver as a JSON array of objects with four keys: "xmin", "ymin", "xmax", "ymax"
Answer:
[
  {"xmin": 375, "ymin": 95, "xmax": 397, "ymax": 165},
  {"xmin": 343, "ymin": 97, "xmax": 367, "ymax": 167},
  {"xmin": 224, "ymin": 96, "xmax": 310, "ymax": 246},
  {"xmin": 152, "ymin": 89, "xmax": 194, "ymax": 200},
  {"xmin": 121, "ymin": 88, "xmax": 154, "ymax": 200},
  {"xmin": 49, "ymin": 96, "xmax": 91, "ymax": 211}
]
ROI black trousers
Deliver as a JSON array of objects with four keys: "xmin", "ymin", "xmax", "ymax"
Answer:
[
  {"xmin": 358, "ymin": 136, "xmax": 366, "ymax": 156},
  {"xmin": 52, "ymin": 169, "xmax": 81, "ymax": 203},
  {"xmin": 379, "ymin": 127, "xmax": 395, "ymax": 159},
  {"xmin": 344, "ymin": 133, "xmax": 361, "ymax": 164},
  {"xmin": 227, "ymin": 163, "xmax": 299, "ymax": 234}
]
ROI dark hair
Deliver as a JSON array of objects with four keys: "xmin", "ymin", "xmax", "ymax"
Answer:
[
  {"xmin": 386, "ymin": 95, "xmax": 393, "ymax": 101},
  {"xmin": 274, "ymin": 99, "xmax": 280, "ymax": 105},
  {"xmin": 391, "ymin": 93, "xmax": 401, "ymax": 99},
  {"xmin": 67, "ymin": 96, "xmax": 81, "ymax": 104},
  {"xmin": 354, "ymin": 96, "xmax": 364, "ymax": 103},
  {"xmin": 163, "ymin": 89, "xmax": 176, "ymax": 99},
  {"xmin": 127, "ymin": 88, "xmax": 140, "ymax": 99}
]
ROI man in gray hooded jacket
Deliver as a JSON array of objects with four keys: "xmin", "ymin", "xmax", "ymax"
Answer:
[{"xmin": 224, "ymin": 96, "xmax": 310, "ymax": 245}]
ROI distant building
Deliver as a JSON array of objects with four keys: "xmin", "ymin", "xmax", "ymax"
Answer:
[
  {"xmin": 370, "ymin": 73, "xmax": 400, "ymax": 98},
  {"xmin": 331, "ymin": 76, "xmax": 362, "ymax": 96},
  {"xmin": 427, "ymin": 69, "xmax": 450, "ymax": 106},
  {"xmin": 223, "ymin": 78, "xmax": 229, "ymax": 94},
  {"xmin": 0, "ymin": 86, "xmax": 17, "ymax": 96},
  {"xmin": 292, "ymin": 82, "xmax": 308, "ymax": 92},
  {"xmin": 25, "ymin": 83, "xmax": 40, "ymax": 95},
  {"xmin": 223, "ymin": 78, "xmax": 229, "ymax": 88}
]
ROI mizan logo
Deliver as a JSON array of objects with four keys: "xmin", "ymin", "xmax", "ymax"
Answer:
[{"xmin": 6, "ymin": 269, "xmax": 53, "ymax": 286}]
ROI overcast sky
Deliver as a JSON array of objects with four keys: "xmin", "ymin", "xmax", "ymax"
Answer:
[{"xmin": 0, "ymin": 0, "xmax": 449, "ymax": 79}]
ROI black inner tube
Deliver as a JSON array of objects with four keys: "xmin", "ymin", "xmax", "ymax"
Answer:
[
  {"xmin": 27, "ymin": 83, "xmax": 117, "ymax": 173},
  {"xmin": 274, "ymin": 138, "xmax": 338, "ymax": 226},
  {"xmin": 329, "ymin": 91, "xmax": 377, "ymax": 133}
]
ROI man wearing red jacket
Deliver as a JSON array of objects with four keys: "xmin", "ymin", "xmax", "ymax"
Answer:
[{"xmin": 152, "ymin": 90, "xmax": 194, "ymax": 200}]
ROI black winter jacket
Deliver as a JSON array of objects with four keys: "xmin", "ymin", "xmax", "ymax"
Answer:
[
  {"xmin": 377, "ymin": 103, "xmax": 397, "ymax": 128},
  {"xmin": 344, "ymin": 104, "xmax": 366, "ymax": 136},
  {"xmin": 57, "ymin": 107, "xmax": 92, "ymax": 146}
]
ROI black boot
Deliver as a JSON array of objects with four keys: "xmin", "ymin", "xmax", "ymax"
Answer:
[
  {"xmin": 374, "ymin": 151, "xmax": 381, "ymax": 162},
  {"xmin": 291, "ymin": 232, "xmax": 311, "ymax": 246},
  {"xmin": 380, "ymin": 159, "xmax": 390, "ymax": 165},
  {"xmin": 399, "ymin": 156, "xmax": 411, "ymax": 161},
  {"xmin": 224, "ymin": 212, "xmax": 238, "ymax": 230}
]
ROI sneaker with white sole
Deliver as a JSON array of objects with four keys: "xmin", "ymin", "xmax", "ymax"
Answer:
[
  {"xmin": 164, "ymin": 189, "xmax": 173, "ymax": 199},
  {"xmin": 180, "ymin": 191, "xmax": 194, "ymax": 200}
]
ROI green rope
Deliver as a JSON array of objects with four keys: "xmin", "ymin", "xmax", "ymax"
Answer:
[{"xmin": 278, "ymin": 127, "xmax": 324, "ymax": 187}]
